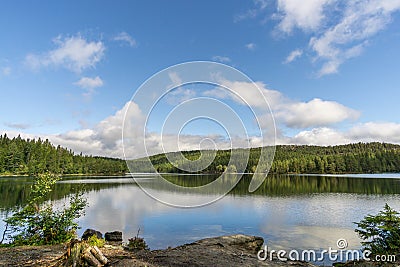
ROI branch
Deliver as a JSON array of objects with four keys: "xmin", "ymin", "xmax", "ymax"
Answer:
[{"xmin": 0, "ymin": 223, "xmax": 8, "ymax": 244}]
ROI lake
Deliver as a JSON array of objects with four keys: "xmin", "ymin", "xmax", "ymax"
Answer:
[{"xmin": 1, "ymin": 174, "xmax": 400, "ymax": 263}]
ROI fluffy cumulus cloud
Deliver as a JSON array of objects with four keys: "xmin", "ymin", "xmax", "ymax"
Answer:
[
  {"xmin": 289, "ymin": 122, "xmax": 400, "ymax": 145},
  {"xmin": 11, "ymin": 101, "xmax": 145, "ymax": 158},
  {"xmin": 348, "ymin": 122, "xmax": 400, "ymax": 143},
  {"xmin": 276, "ymin": 98, "xmax": 360, "ymax": 128},
  {"xmin": 25, "ymin": 34, "xmax": 105, "ymax": 73},
  {"xmin": 4, "ymin": 100, "xmax": 237, "ymax": 158},
  {"xmin": 204, "ymin": 80, "xmax": 360, "ymax": 128},
  {"xmin": 2, "ymin": 93, "xmax": 398, "ymax": 158},
  {"xmin": 6, "ymin": 120, "xmax": 400, "ymax": 158},
  {"xmin": 275, "ymin": 0, "xmax": 334, "ymax": 33},
  {"xmin": 74, "ymin": 76, "xmax": 104, "ymax": 98},
  {"xmin": 290, "ymin": 127, "xmax": 349, "ymax": 145}
]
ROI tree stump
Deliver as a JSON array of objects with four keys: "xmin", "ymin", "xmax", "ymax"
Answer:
[{"xmin": 61, "ymin": 239, "xmax": 108, "ymax": 267}]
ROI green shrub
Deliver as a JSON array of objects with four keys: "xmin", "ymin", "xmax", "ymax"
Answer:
[
  {"xmin": 87, "ymin": 235, "xmax": 105, "ymax": 248},
  {"xmin": 126, "ymin": 236, "xmax": 149, "ymax": 251},
  {"xmin": 3, "ymin": 173, "xmax": 88, "ymax": 246},
  {"xmin": 354, "ymin": 203, "xmax": 400, "ymax": 255},
  {"xmin": 125, "ymin": 229, "xmax": 149, "ymax": 251}
]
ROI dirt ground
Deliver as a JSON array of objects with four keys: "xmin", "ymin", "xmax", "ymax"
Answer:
[
  {"xmin": 0, "ymin": 235, "xmax": 316, "ymax": 267},
  {"xmin": 1, "ymin": 235, "xmax": 397, "ymax": 267}
]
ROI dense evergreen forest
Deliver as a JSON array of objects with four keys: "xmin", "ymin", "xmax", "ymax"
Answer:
[
  {"xmin": 0, "ymin": 134, "xmax": 127, "ymax": 175},
  {"xmin": 2, "ymin": 133, "xmax": 400, "ymax": 175},
  {"xmin": 130, "ymin": 142, "xmax": 400, "ymax": 174}
]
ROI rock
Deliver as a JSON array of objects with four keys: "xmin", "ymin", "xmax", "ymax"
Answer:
[
  {"xmin": 134, "ymin": 234, "xmax": 317, "ymax": 267},
  {"xmin": 82, "ymin": 229, "xmax": 103, "ymax": 240},
  {"xmin": 196, "ymin": 234, "xmax": 264, "ymax": 253},
  {"xmin": 105, "ymin": 231, "xmax": 123, "ymax": 242}
]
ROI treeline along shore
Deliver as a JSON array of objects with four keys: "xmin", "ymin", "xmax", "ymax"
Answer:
[
  {"xmin": 132, "ymin": 142, "xmax": 400, "ymax": 174},
  {"xmin": 0, "ymin": 134, "xmax": 127, "ymax": 175},
  {"xmin": 2, "ymin": 134, "xmax": 400, "ymax": 176}
]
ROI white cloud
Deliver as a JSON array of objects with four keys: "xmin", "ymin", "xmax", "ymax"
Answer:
[
  {"xmin": 288, "ymin": 122, "xmax": 400, "ymax": 145},
  {"xmin": 235, "ymin": 0, "xmax": 269, "ymax": 22},
  {"xmin": 276, "ymin": 98, "xmax": 360, "ymax": 128},
  {"xmin": 272, "ymin": 0, "xmax": 400, "ymax": 76},
  {"xmin": 6, "ymin": 119, "xmax": 400, "ymax": 159},
  {"xmin": 309, "ymin": 1, "xmax": 400, "ymax": 76},
  {"xmin": 113, "ymin": 32, "xmax": 136, "ymax": 47},
  {"xmin": 204, "ymin": 80, "xmax": 359, "ymax": 129},
  {"xmin": 74, "ymin": 76, "xmax": 104, "ymax": 99},
  {"xmin": 75, "ymin": 76, "xmax": 103, "ymax": 89},
  {"xmin": 348, "ymin": 122, "xmax": 400, "ymax": 143},
  {"xmin": 2, "ymin": 96, "xmax": 397, "ymax": 158},
  {"xmin": 165, "ymin": 72, "xmax": 196, "ymax": 104},
  {"xmin": 25, "ymin": 34, "xmax": 105, "ymax": 73},
  {"xmin": 205, "ymin": 80, "xmax": 283, "ymax": 109},
  {"xmin": 283, "ymin": 49, "xmax": 303, "ymax": 63},
  {"xmin": 212, "ymin": 56, "xmax": 231, "ymax": 63},
  {"xmin": 168, "ymin": 72, "xmax": 183, "ymax": 88},
  {"xmin": 275, "ymin": 0, "xmax": 334, "ymax": 33},
  {"xmin": 166, "ymin": 87, "xmax": 196, "ymax": 105},
  {"xmin": 7, "ymin": 101, "xmax": 145, "ymax": 158},
  {"xmin": 245, "ymin": 43, "xmax": 256, "ymax": 50},
  {"xmin": 1, "ymin": 96, "xmax": 264, "ymax": 158},
  {"xmin": 290, "ymin": 127, "xmax": 349, "ymax": 146},
  {"xmin": 1, "ymin": 67, "xmax": 11, "ymax": 76}
]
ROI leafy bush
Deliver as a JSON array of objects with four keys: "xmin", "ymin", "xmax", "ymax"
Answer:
[
  {"xmin": 354, "ymin": 203, "xmax": 400, "ymax": 255},
  {"xmin": 126, "ymin": 236, "xmax": 149, "ymax": 250},
  {"xmin": 125, "ymin": 229, "xmax": 149, "ymax": 251},
  {"xmin": 3, "ymin": 173, "xmax": 88, "ymax": 245},
  {"xmin": 87, "ymin": 235, "xmax": 105, "ymax": 248}
]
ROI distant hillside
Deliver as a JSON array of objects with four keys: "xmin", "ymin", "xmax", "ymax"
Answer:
[
  {"xmin": 3, "ymin": 133, "xmax": 400, "ymax": 176},
  {"xmin": 129, "ymin": 142, "xmax": 400, "ymax": 174},
  {"xmin": 0, "ymin": 134, "xmax": 127, "ymax": 175}
]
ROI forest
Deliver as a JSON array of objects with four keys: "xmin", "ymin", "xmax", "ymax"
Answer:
[
  {"xmin": 2, "ymin": 133, "xmax": 400, "ymax": 175},
  {"xmin": 130, "ymin": 142, "xmax": 400, "ymax": 174},
  {"xmin": 0, "ymin": 134, "xmax": 127, "ymax": 175}
]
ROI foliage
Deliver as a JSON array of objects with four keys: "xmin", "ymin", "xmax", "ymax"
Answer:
[
  {"xmin": 354, "ymin": 203, "xmax": 400, "ymax": 255},
  {"xmin": 126, "ymin": 236, "xmax": 149, "ymax": 250},
  {"xmin": 0, "ymin": 134, "xmax": 127, "ymax": 175},
  {"xmin": 3, "ymin": 173, "xmax": 88, "ymax": 245},
  {"xmin": 87, "ymin": 235, "xmax": 105, "ymax": 248},
  {"xmin": 125, "ymin": 229, "xmax": 149, "ymax": 251},
  {"xmin": 130, "ymin": 142, "xmax": 400, "ymax": 174}
]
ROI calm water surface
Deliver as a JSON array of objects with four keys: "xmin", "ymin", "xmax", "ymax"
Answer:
[{"xmin": 1, "ymin": 174, "xmax": 400, "ymax": 261}]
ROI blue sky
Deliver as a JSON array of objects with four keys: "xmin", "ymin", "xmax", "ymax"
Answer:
[{"xmin": 1, "ymin": 0, "xmax": 400, "ymax": 158}]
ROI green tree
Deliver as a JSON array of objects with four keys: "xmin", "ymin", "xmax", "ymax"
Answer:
[
  {"xmin": 4, "ymin": 173, "xmax": 88, "ymax": 245},
  {"xmin": 354, "ymin": 203, "xmax": 400, "ymax": 255}
]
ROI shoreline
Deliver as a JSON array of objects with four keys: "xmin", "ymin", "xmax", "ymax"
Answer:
[
  {"xmin": 0, "ymin": 234, "xmax": 315, "ymax": 267},
  {"xmin": 1, "ymin": 234, "xmax": 396, "ymax": 266},
  {"xmin": 0, "ymin": 173, "xmax": 127, "ymax": 178}
]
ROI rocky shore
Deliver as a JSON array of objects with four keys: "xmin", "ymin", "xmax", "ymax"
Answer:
[
  {"xmin": 0, "ymin": 234, "xmax": 398, "ymax": 267},
  {"xmin": 0, "ymin": 234, "xmax": 314, "ymax": 267}
]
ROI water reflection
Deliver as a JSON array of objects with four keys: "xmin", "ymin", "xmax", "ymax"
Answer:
[
  {"xmin": 1, "ymin": 174, "xmax": 400, "ymax": 259},
  {"xmin": 152, "ymin": 173, "xmax": 400, "ymax": 196}
]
